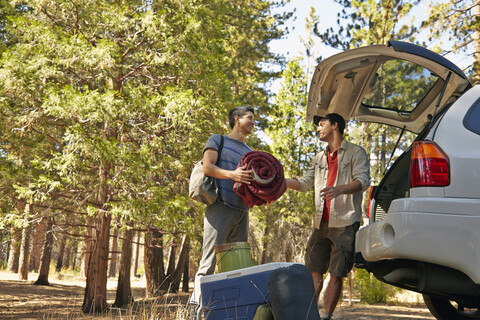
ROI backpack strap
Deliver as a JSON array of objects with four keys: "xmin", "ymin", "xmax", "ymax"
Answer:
[
  {"xmin": 214, "ymin": 135, "xmax": 225, "ymax": 201},
  {"xmin": 215, "ymin": 135, "xmax": 224, "ymax": 165}
]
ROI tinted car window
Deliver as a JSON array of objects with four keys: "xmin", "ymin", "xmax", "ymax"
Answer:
[
  {"xmin": 362, "ymin": 59, "xmax": 438, "ymax": 112},
  {"xmin": 464, "ymin": 98, "xmax": 480, "ymax": 135}
]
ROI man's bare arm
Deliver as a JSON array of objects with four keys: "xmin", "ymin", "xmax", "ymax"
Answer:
[{"xmin": 203, "ymin": 148, "xmax": 253, "ymax": 184}]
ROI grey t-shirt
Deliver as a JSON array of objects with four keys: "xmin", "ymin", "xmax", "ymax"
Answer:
[{"xmin": 203, "ymin": 134, "xmax": 252, "ymax": 211}]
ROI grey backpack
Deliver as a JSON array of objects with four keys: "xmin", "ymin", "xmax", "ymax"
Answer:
[{"xmin": 189, "ymin": 135, "xmax": 224, "ymax": 205}]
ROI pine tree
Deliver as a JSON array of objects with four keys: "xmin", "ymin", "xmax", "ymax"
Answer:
[
  {"xmin": 422, "ymin": 0, "xmax": 480, "ymax": 84},
  {"xmin": 0, "ymin": 0, "xmax": 290, "ymax": 312}
]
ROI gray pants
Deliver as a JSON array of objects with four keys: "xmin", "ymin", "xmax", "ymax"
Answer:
[{"xmin": 191, "ymin": 201, "xmax": 249, "ymax": 304}]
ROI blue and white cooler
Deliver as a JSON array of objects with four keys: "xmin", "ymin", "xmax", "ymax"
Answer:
[{"xmin": 200, "ymin": 262, "xmax": 295, "ymax": 320}]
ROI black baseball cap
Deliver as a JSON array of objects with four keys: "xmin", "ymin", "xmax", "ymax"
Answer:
[{"xmin": 313, "ymin": 113, "xmax": 346, "ymax": 135}]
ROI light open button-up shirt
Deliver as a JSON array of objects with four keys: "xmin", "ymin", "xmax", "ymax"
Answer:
[{"xmin": 296, "ymin": 139, "xmax": 370, "ymax": 228}]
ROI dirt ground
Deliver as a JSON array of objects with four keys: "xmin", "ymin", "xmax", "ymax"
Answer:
[
  {"xmin": 0, "ymin": 271, "xmax": 190, "ymax": 319},
  {"xmin": 333, "ymin": 304, "xmax": 435, "ymax": 320},
  {"xmin": 0, "ymin": 271, "xmax": 436, "ymax": 319}
]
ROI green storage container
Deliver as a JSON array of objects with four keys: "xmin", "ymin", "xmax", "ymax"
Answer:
[{"xmin": 214, "ymin": 241, "xmax": 252, "ymax": 273}]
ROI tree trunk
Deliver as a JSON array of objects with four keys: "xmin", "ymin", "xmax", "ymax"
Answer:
[
  {"xmin": 29, "ymin": 218, "xmax": 46, "ymax": 272},
  {"xmin": 55, "ymin": 235, "xmax": 66, "ymax": 272},
  {"xmin": 63, "ymin": 243, "xmax": 72, "ymax": 270},
  {"xmin": 8, "ymin": 201, "xmax": 25, "ymax": 273},
  {"xmin": 144, "ymin": 229, "xmax": 165, "ymax": 297},
  {"xmin": 170, "ymin": 235, "xmax": 190, "ymax": 293},
  {"xmin": 133, "ymin": 231, "xmax": 140, "ymax": 277},
  {"xmin": 109, "ymin": 223, "xmax": 119, "ymax": 277},
  {"xmin": 18, "ymin": 230, "xmax": 31, "ymax": 280},
  {"xmin": 182, "ymin": 243, "xmax": 190, "ymax": 293},
  {"xmin": 0, "ymin": 230, "xmax": 8, "ymax": 263},
  {"xmin": 18, "ymin": 227, "xmax": 31, "ymax": 280},
  {"xmin": 35, "ymin": 220, "xmax": 54, "ymax": 286},
  {"xmin": 113, "ymin": 227, "xmax": 134, "ymax": 308},
  {"xmin": 82, "ymin": 211, "xmax": 112, "ymax": 313},
  {"xmin": 166, "ymin": 244, "xmax": 176, "ymax": 279},
  {"xmin": 19, "ymin": 204, "xmax": 32, "ymax": 281},
  {"xmin": 375, "ymin": 130, "xmax": 382, "ymax": 178},
  {"xmin": 7, "ymin": 227, "xmax": 21, "ymax": 273},
  {"xmin": 380, "ymin": 129, "xmax": 387, "ymax": 173},
  {"xmin": 71, "ymin": 244, "xmax": 78, "ymax": 271},
  {"xmin": 82, "ymin": 215, "xmax": 94, "ymax": 278},
  {"xmin": 82, "ymin": 160, "xmax": 113, "ymax": 313}
]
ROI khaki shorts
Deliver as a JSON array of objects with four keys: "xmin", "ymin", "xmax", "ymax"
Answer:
[{"xmin": 304, "ymin": 220, "xmax": 360, "ymax": 277}]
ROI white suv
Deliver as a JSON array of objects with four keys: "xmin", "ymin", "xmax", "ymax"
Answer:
[{"xmin": 306, "ymin": 41, "xmax": 480, "ymax": 320}]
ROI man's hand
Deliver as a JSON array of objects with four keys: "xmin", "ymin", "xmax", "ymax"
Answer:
[
  {"xmin": 230, "ymin": 164, "xmax": 253, "ymax": 184},
  {"xmin": 320, "ymin": 186, "xmax": 344, "ymax": 201},
  {"xmin": 321, "ymin": 180, "xmax": 362, "ymax": 200}
]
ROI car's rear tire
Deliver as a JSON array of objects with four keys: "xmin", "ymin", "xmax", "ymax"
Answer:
[{"xmin": 423, "ymin": 294, "xmax": 480, "ymax": 320}]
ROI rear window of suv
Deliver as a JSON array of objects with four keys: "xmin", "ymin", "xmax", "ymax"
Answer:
[
  {"xmin": 362, "ymin": 59, "xmax": 438, "ymax": 113},
  {"xmin": 464, "ymin": 98, "xmax": 480, "ymax": 135}
]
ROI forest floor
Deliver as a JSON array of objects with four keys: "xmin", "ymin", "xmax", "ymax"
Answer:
[
  {"xmin": 0, "ymin": 271, "xmax": 437, "ymax": 319},
  {"xmin": 0, "ymin": 271, "xmax": 190, "ymax": 319}
]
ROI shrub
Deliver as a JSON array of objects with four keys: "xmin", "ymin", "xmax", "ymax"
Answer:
[{"xmin": 355, "ymin": 268, "xmax": 398, "ymax": 304}]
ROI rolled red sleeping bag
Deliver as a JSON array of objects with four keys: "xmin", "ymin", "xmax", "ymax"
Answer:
[{"xmin": 233, "ymin": 151, "xmax": 287, "ymax": 208}]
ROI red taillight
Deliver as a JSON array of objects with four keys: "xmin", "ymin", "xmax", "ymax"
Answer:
[{"xmin": 410, "ymin": 141, "xmax": 450, "ymax": 188}]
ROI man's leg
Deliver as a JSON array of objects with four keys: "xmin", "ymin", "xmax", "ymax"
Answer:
[
  {"xmin": 190, "ymin": 203, "xmax": 230, "ymax": 306},
  {"xmin": 304, "ymin": 222, "xmax": 330, "ymax": 312},
  {"xmin": 322, "ymin": 273, "xmax": 343, "ymax": 315},
  {"xmin": 225, "ymin": 209, "xmax": 248, "ymax": 243},
  {"xmin": 191, "ymin": 204, "xmax": 248, "ymax": 305},
  {"xmin": 311, "ymin": 271, "xmax": 324, "ymax": 304},
  {"xmin": 321, "ymin": 222, "xmax": 359, "ymax": 319}
]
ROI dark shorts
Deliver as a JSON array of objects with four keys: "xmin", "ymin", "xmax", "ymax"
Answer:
[{"xmin": 304, "ymin": 220, "xmax": 360, "ymax": 277}]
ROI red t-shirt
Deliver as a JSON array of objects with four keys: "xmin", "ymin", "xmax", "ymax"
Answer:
[{"xmin": 322, "ymin": 150, "xmax": 338, "ymax": 221}]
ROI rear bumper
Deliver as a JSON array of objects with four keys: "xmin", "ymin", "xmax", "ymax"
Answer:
[
  {"xmin": 354, "ymin": 254, "xmax": 480, "ymax": 304},
  {"xmin": 355, "ymin": 197, "xmax": 480, "ymax": 284}
]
